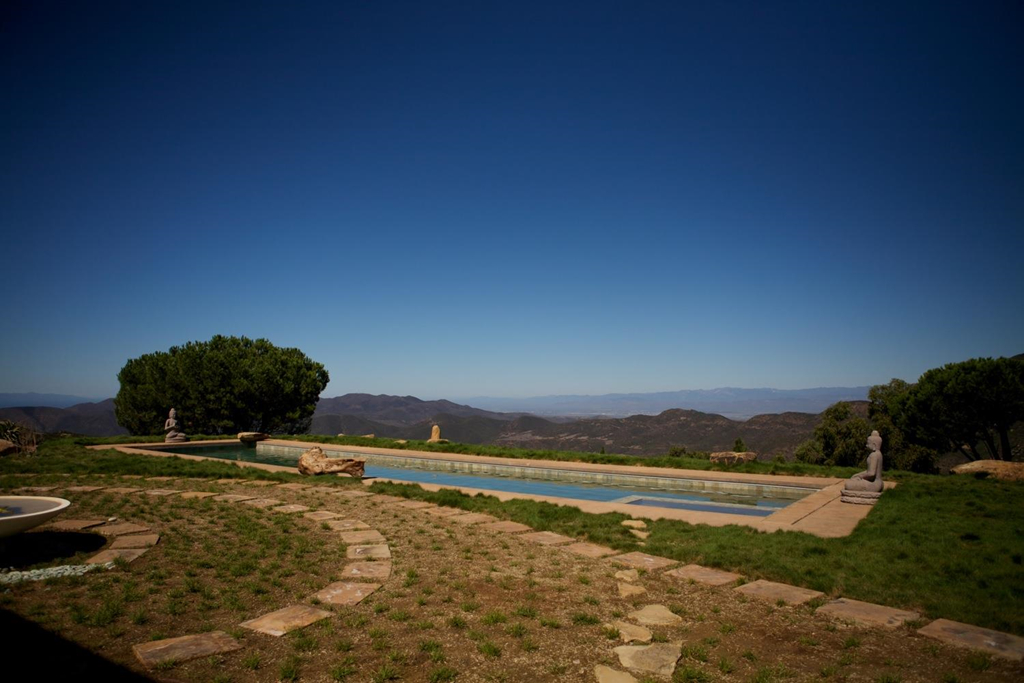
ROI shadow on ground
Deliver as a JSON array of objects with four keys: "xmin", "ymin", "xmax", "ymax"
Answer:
[
  {"xmin": 0, "ymin": 609, "xmax": 154, "ymax": 681},
  {"xmin": 0, "ymin": 530, "xmax": 106, "ymax": 569}
]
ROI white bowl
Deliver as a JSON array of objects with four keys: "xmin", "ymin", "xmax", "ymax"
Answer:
[{"xmin": 0, "ymin": 496, "xmax": 72, "ymax": 538}]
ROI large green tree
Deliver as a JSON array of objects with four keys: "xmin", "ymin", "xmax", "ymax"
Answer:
[
  {"xmin": 114, "ymin": 336, "xmax": 329, "ymax": 435},
  {"xmin": 903, "ymin": 357, "xmax": 1024, "ymax": 461},
  {"xmin": 868, "ymin": 379, "xmax": 938, "ymax": 472},
  {"xmin": 794, "ymin": 401, "xmax": 871, "ymax": 467}
]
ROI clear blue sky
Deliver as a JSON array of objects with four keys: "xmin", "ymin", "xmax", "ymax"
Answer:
[{"xmin": 2, "ymin": 1, "xmax": 1021, "ymax": 400}]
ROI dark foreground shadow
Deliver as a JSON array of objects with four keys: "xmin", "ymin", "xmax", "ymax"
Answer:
[
  {"xmin": 0, "ymin": 609, "xmax": 155, "ymax": 681},
  {"xmin": 0, "ymin": 530, "xmax": 107, "ymax": 569}
]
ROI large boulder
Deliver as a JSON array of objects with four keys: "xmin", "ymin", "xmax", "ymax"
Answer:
[
  {"xmin": 951, "ymin": 460, "xmax": 1024, "ymax": 482},
  {"xmin": 0, "ymin": 439, "xmax": 18, "ymax": 456},
  {"xmin": 709, "ymin": 451, "xmax": 757, "ymax": 465},
  {"xmin": 298, "ymin": 446, "xmax": 366, "ymax": 478},
  {"xmin": 237, "ymin": 432, "xmax": 269, "ymax": 444}
]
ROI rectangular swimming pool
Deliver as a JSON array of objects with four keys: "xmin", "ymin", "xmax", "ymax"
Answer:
[{"xmin": 154, "ymin": 443, "xmax": 815, "ymax": 518}]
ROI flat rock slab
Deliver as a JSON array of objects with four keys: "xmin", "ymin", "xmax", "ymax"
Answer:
[
  {"xmin": 521, "ymin": 531, "xmax": 575, "ymax": 546},
  {"xmin": 16, "ymin": 486, "xmax": 56, "ymax": 492},
  {"xmin": 271, "ymin": 504, "xmax": 311, "ymax": 514},
  {"xmin": 179, "ymin": 491, "xmax": 219, "ymax": 499},
  {"xmin": 628, "ymin": 605, "xmax": 683, "ymax": 626},
  {"xmin": 423, "ymin": 506, "xmax": 468, "ymax": 517},
  {"xmin": 613, "ymin": 642, "xmax": 681, "ymax": 676},
  {"xmin": 817, "ymin": 598, "xmax": 920, "ymax": 628},
  {"xmin": 610, "ymin": 552, "xmax": 677, "ymax": 571},
  {"xmin": 213, "ymin": 494, "xmax": 256, "ymax": 503},
  {"xmin": 327, "ymin": 519, "xmax": 371, "ymax": 531},
  {"xmin": 133, "ymin": 631, "xmax": 241, "ymax": 667},
  {"xmin": 563, "ymin": 542, "xmax": 618, "ymax": 558},
  {"xmin": 628, "ymin": 529, "xmax": 650, "ymax": 540},
  {"xmin": 594, "ymin": 665, "xmax": 639, "ymax": 683},
  {"xmin": 245, "ymin": 480, "xmax": 279, "ymax": 486},
  {"xmin": 87, "ymin": 547, "xmax": 150, "ymax": 564},
  {"xmin": 311, "ymin": 581, "xmax": 381, "ymax": 606},
  {"xmin": 606, "ymin": 621, "xmax": 652, "ymax": 644},
  {"xmin": 615, "ymin": 569, "xmax": 640, "ymax": 583},
  {"xmin": 918, "ymin": 619, "xmax": 1024, "ymax": 660},
  {"xmin": 665, "ymin": 564, "xmax": 742, "ymax": 587},
  {"xmin": 479, "ymin": 521, "xmax": 533, "ymax": 534},
  {"xmin": 450, "ymin": 513, "xmax": 499, "ymax": 525},
  {"xmin": 240, "ymin": 604, "xmax": 333, "ymax": 637},
  {"xmin": 621, "ymin": 520, "xmax": 647, "ymax": 529},
  {"xmin": 346, "ymin": 544, "xmax": 391, "ymax": 559},
  {"xmin": 734, "ymin": 579, "xmax": 823, "ymax": 605},
  {"xmin": 392, "ymin": 500, "xmax": 436, "ymax": 510},
  {"xmin": 215, "ymin": 479, "xmax": 240, "ymax": 484},
  {"xmin": 121, "ymin": 475, "xmax": 145, "ymax": 479},
  {"xmin": 618, "ymin": 582, "xmax": 647, "ymax": 598},
  {"xmin": 64, "ymin": 486, "xmax": 106, "ymax": 493},
  {"xmin": 304, "ymin": 510, "xmax": 342, "ymax": 521},
  {"xmin": 96, "ymin": 522, "xmax": 151, "ymax": 536},
  {"xmin": 275, "ymin": 483, "xmax": 311, "ymax": 491},
  {"xmin": 105, "ymin": 487, "xmax": 143, "ymax": 494},
  {"xmin": 142, "ymin": 489, "xmax": 182, "ymax": 496},
  {"xmin": 333, "ymin": 490, "xmax": 375, "ymax": 498},
  {"xmin": 146, "ymin": 476, "xmax": 178, "ymax": 481},
  {"xmin": 49, "ymin": 519, "xmax": 106, "ymax": 531},
  {"xmin": 339, "ymin": 529, "xmax": 386, "ymax": 544},
  {"xmin": 243, "ymin": 498, "xmax": 283, "ymax": 509},
  {"xmin": 340, "ymin": 561, "xmax": 392, "ymax": 581},
  {"xmin": 111, "ymin": 534, "xmax": 161, "ymax": 549}
]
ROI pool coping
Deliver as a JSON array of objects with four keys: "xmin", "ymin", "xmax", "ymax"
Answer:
[{"xmin": 89, "ymin": 439, "xmax": 887, "ymax": 538}]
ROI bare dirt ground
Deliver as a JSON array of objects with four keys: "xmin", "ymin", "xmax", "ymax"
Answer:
[{"xmin": 2, "ymin": 474, "xmax": 1021, "ymax": 683}]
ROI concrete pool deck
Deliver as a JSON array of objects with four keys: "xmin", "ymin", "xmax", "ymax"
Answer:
[{"xmin": 90, "ymin": 439, "xmax": 889, "ymax": 538}]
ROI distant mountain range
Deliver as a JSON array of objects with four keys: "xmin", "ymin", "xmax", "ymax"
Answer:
[
  {"xmin": 459, "ymin": 387, "xmax": 871, "ymax": 420},
  {"xmin": 0, "ymin": 389, "xmax": 874, "ymax": 457},
  {"xmin": 0, "ymin": 393, "xmax": 104, "ymax": 409}
]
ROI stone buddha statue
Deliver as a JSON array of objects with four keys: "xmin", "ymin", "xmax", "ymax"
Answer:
[
  {"xmin": 840, "ymin": 430, "xmax": 883, "ymax": 504},
  {"xmin": 163, "ymin": 408, "xmax": 188, "ymax": 443}
]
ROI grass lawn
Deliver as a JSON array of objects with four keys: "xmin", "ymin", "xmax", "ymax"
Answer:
[{"xmin": 3, "ymin": 438, "xmax": 1022, "ymax": 639}]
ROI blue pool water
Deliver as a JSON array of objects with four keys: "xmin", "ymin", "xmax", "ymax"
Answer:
[{"xmin": 159, "ymin": 443, "xmax": 802, "ymax": 517}]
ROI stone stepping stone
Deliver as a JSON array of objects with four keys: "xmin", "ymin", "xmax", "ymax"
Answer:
[
  {"xmin": 215, "ymin": 479, "xmax": 240, "ymax": 484},
  {"xmin": 213, "ymin": 494, "xmax": 256, "ymax": 503},
  {"xmin": 450, "ymin": 513, "xmax": 499, "ymax": 525},
  {"xmin": 304, "ymin": 510, "xmax": 342, "ymax": 521},
  {"xmin": 665, "ymin": 564, "xmax": 742, "ymax": 587},
  {"xmin": 245, "ymin": 480, "xmax": 279, "ymax": 487},
  {"xmin": 243, "ymin": 498, "xmax": 283, "ymax": 509},
  {"xmin": 594, "ymin": 665, "xmax": 639, "ymax": 683},
  {"xmin": 104, "ymin": 487, "xmax": 142, "ymax": 494},
  {"xmin": 392, "ymin": 500, "xmax": 436, "ymax": 510},
  {"xmin": 240, "ymin": 604, "xmax": 333, "ymax": 637},
  {"xmin": 618, "ymin": 582, "xmax": 647, "ymax": 598},
  {"xmin": 340, "ymin": 561, "xmax": 392, "ymax": 581},
  {"xmin": 179, "ymin": 491, "xmax": 218, "ymax": 499},
  {"xmin": 339, "ymin": 529, "xmax": 386, "ymax": 544},
  {"xmin": 423, "ymin": 506, "xmax": 468, "ymax": 517},
  {"xmin": 146, "ymin": 476, "xmax": 178, "ymax": 481},
  {"xmin": 817, "ymin": 598, "xmax": 920, "ymax": 628},
  {"xmin": 521, "ymin": 531, "xmax": 575, "ymax": 546},
  {"xmin": 308, "ymin": 485, "xmax": 341, "ymax": 494},
  {"xmin": 276, "ymin": 483, "xmax": 311, "ymax": 491},
  {"xmin": 327, "ymin": 519, "xmax": 371, "ymax": 531},
  {"xmin": 346, "ymin": 544, "xmax": 391, "ymax": 559},
  {"xmin": 49, "ymin": 519, "xmax": 106, "ymax": 531},
  {"xmin": 142, "ymin": 489, "xmax": 182, "ymax": 496},
  {"xmin": 369, "ymin": 494, "xmax": 406, "ymax": 503},
  {"xmin": 271, "ymin": 504, "xmax": 311, "ymax": 514},
  {"xmin": 479, "ymin": 520, "xmax": 533, "ymax": 534},
  {"xmin": 64, "ymin": 486, "xmax": 106, "ymax": 492},
  {"xmin": 613, "ymin": 642, "xmax": 681, "ymax": 677},
  {"xmin": 332, "ymin": 490, "xmax": 374, "ymax": 498},
  {"xmin": 621, "ymin": 520, "xmax": 647, "ymax": 530},
  {"xmin": 96, "ymin": 522, "xmax": 151, "ymax": 536},
  {"xmin": 121, "ymin": 475, "xmax": 145, "ymax": 479},
  {"xmin": 111, "ymin": 534, "xmax": 160, "ymax": 549},
  {"xmin": 628, "ymin": 605, "xmax": 683, "ymax": 626},
  {"xmin": 15, "ymin": 486, "xmax": 56, "ymax": 492},
  {"xmin": 918, "ymin": 619, "xmax": 1024, "ymax": 660},
  {"xmin": 604, "ymin": 621, "xmax": 652, "ymax": 644},
  {"xmin": 87, "ymin": 547, "xmax": 150, "ymax": 564},
  {"xmin": 615, "ymin": 569, "xmax": 640, "ymax": 583},
  {"xmin": 628, "ymin": 529, "xmax": 650, "ymax": 540},
  {"xmin": 734, "ymin": 579, "xmax": 823, "ymax": 605},
  {"xmin": 609, "ymin": 552, "xmax": 677, "ymax": 571},
  {"xmin": 563, "ymin": 542, "xmax": 618, "ymax": 558},
  {"xmin": 133, "ymin": 631, "xmax": 241, "ymax": 667},
  {"xmin": 310, "ymin": 581, "xmax": 381, "ymax": 606}
]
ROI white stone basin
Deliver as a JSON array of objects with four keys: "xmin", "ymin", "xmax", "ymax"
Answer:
[{"xmin": 0, "ymin": 496, "xmax": 72, "ymax": 538}]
